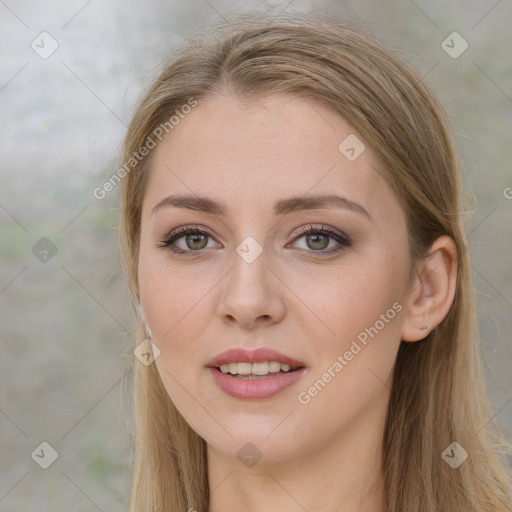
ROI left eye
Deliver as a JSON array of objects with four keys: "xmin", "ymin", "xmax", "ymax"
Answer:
[{"xmin": 288, "ymin": 224, "xmax": 351, "ymax": 255}]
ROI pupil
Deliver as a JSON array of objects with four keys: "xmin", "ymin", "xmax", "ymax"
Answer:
[
  {"xmin": 307, "ymin": 234, "xmax": 328, "ymax": 250},
  {"xmin": 187, "ymin": 234, "xmax": 207, "ymax": 250}
]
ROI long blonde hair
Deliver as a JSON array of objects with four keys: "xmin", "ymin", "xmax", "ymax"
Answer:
[{"xmin": 119, "ymin": 11, "xmax": 512, "ymax": 512}]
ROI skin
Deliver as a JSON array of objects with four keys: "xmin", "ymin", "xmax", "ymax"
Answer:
[{"xmin": 137, "ymin": 93, "xmax": 457, "ymax": 512}]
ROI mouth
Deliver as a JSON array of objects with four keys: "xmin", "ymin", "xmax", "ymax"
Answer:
[{"xmin": 207, "ymin": 348, "xmax": 307, "ymax": 399}]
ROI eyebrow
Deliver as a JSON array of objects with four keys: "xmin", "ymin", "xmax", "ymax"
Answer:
[{"xmin": 151, "ymin": 194, "xmax": 372, "ymax": 221}]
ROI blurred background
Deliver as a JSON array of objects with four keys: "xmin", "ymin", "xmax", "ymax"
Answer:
[{"xmin": 0, "ymin": 0, "xmax": 511, "ymax": 510}]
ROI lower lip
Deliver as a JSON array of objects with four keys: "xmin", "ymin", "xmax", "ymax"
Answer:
[{"xmin": 208, "ymin": 367, "xmax": 306, "ymax": 400}]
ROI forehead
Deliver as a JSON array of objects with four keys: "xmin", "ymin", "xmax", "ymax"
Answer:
[{"xmin": 144, "ymin": 93, "xmax": 396, "ymax": 220}]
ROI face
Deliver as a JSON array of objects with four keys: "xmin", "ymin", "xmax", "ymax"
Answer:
[{"xmin": 138, "ymin": 93, "xmax": 412, "ymax": 466}]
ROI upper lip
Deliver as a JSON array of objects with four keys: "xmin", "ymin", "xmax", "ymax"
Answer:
[{"xmin": 208, "ymin": 348, "xmax": 306, "ymax": 369}]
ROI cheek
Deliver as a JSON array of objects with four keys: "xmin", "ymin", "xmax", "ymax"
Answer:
[
  {"xmin": 304, "ymin": 251, "xmax": 406, "ymax": 388},
  {"xmin": 140, "ymin": 265, "xmax": 198, "ymax": 340},
  {"xmin": 138, "ymin": 248, "xmax": 220, "ymax": 365},
  {"xmin": 311, "ymin": 252, "xmax": 403, "ymax": 340},
  {"xmin": 138, "ymin": 254, "xmax": 211, "ymax": 410}
]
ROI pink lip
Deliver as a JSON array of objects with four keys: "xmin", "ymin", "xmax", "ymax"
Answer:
[
  {"xmin": 207, "ymin": 347, "xmax": 307, "ymax": 400},
  {"xmin": 208, "ymin": 367, "xmax": 307, "ymax": 400},
  {"xmin": 208, "ymin": 348, "xmax": 306, "ymax": 368}
]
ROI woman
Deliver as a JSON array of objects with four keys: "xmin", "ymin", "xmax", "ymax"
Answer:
[{"xmin": 119, "ymin": 11, "xmax": 512, "ymax": 512}]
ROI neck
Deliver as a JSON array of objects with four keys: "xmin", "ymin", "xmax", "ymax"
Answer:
[{"xmin": 207, "ymin": 400, "xmax": 388, "ymax": 512}]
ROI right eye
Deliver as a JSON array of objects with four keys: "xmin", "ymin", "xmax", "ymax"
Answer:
[{"xmin": 158, "ymin": 225, "xmax": 220, "ymax": 256}]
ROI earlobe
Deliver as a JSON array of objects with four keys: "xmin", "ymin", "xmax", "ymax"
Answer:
[
  {"xmin": 136, "ymin": 302, "xmax": 152, "ymax": 339},
  {"xmin": 400, "ymin": 235, "xmax": 458, "ymax": 342},
  {"xmin": 136, "ymin": 302, "xmax": 149, "ymax": 323}
]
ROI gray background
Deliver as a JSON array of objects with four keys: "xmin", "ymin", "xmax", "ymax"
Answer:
[{"xmin": 1, "ymin": 0, "xmax": 511, "ymax": 510}]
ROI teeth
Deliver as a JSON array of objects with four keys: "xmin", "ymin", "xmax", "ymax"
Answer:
[
  {"xmin": 219, "ymin": 361, "xmax": 295, "ymax": 376},
  {"xmin": 268, "ymin": 361, "xmax": 281, "ymax": 373}
]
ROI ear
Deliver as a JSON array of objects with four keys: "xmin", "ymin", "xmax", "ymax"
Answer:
[{"xmin": 401, "ymin": 235, "xmax": 458, "ymax": 342}]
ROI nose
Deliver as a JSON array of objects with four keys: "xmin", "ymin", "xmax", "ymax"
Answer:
[{"xmin": 216, "ymin": 245, "xmax": 286, "ymax": 330}]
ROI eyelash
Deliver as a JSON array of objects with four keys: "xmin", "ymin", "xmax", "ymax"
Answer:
[{"xmin": 157, "ymin": 223, "xmax": 351, "ymax": 258}]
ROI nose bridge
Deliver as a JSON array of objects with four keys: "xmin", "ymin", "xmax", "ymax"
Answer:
[
  {"xmin": 217, "ymin": 238, "xmax": 285, "ymax": 328},
  {"xmin": 233, "ymin": 239, "xmax": 268, "ymax": 294}
]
